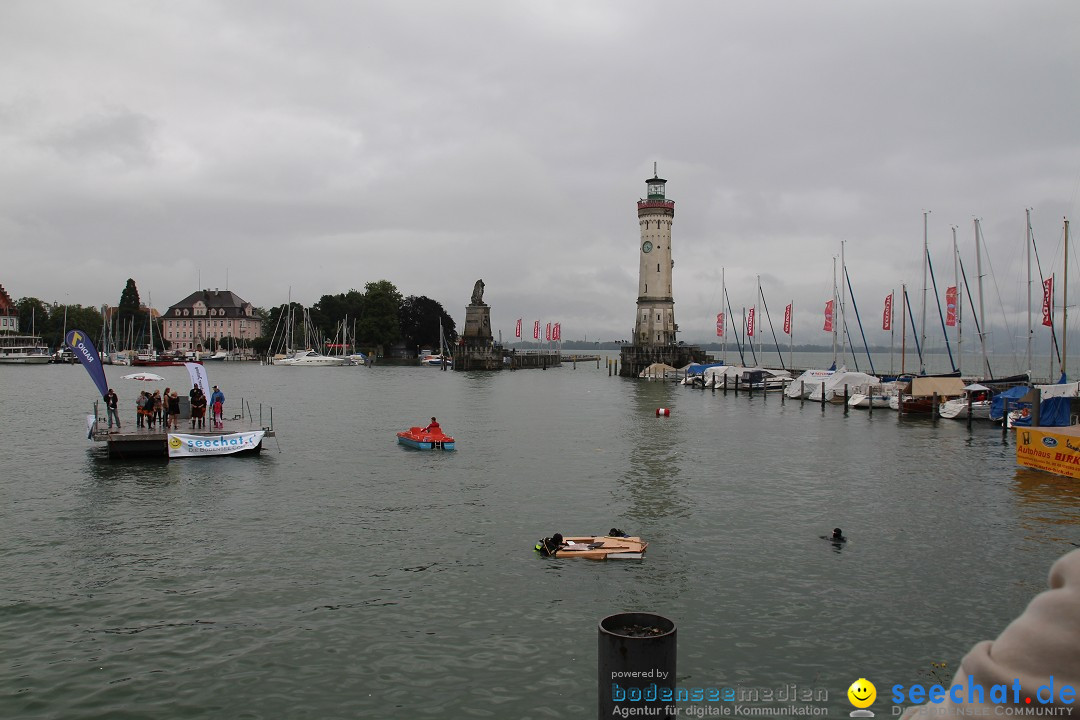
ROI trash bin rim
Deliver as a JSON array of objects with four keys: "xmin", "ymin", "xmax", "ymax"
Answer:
[{"xmin": 598, "ymin": 611, "xmax": 676, "ymax": 638}]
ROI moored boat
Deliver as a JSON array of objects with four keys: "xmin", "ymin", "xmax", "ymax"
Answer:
[
  {"xmin": 397, "ymin": 426, "xmax": 456, "ymax": 450},
  {"xmin": 0, "ymin": 334, "xmax": 52, "ymax": 364}
]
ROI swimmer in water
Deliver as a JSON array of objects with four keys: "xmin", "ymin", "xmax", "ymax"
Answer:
[{"xmin": 821, "ymin": 527, "xmax": 847, "ymax": 543}]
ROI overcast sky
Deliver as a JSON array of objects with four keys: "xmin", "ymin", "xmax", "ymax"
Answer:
[{"xmin": 3, "ymin": 1, "xmax": 1079, "ymax": 353}]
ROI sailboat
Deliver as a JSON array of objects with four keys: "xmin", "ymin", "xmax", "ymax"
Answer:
[
  {"xmin": 421, "ymin": 318, "xmax": 453, "ymax": 367},
  {"xmin": 1009, "ymin": 218, "xmax": 1079, "ymax": 427},
  {"xmin": 785, "ymin": 255, "xmax": 841, "ymax": 399}
]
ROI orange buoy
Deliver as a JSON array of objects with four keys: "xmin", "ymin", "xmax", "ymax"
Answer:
[{"xmin": 656, "ymin": 408, "xmax": 670, "ymax": 417}]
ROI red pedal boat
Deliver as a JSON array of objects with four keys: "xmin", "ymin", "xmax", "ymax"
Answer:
[{"xmin": 396, "ymin": 426, "xmax": 456, "ymax": 450}]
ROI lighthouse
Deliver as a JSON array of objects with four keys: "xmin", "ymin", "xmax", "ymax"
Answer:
[
  {"xmin": 635, "ymin": 170, "xmax": 677, "ymax": 345},
  {"xmin": 620, "ymin": 166, "xmax": 705, "ymax": 377}
]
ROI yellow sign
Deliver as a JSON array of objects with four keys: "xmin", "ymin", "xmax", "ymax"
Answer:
[
  {"xmin": 1016, "ymin": 425, "xmax": 1080, "ymax": 479},
  {"xmin": 847, "ymin": 678, "xmax": 876, "ymax": 712}
]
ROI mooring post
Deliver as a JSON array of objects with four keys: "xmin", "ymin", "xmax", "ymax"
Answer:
[
  {"xmin": 800, "ymin": 381, "xmax": 804, "ymax": 406},
  {"xmin": 734, "ymin": 376, "xmax": 740, "ymax": 395},
  {"xmin": 843, "ymin": 384, "xmax": 849, "ymax": 415},
  {"xmin": 1002, "ymin": 399, "xmax": 1009, "ymax": 438},
  {"xmin": 967, "ymin": 394, "xmax": 973, "ymax": 427},
  {"xmin": 932, "ymin": 392, "xmax": 939, "ymax": 421},
  {"xmin": 1032, "ymin": 388, "xmax": 1042, "ymax": 427},
  {"xmin": 821, "ymin": 382, "xmax": 826, "ymax": 408}
]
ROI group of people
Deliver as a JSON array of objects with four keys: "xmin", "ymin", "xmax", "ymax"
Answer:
[
  {"xmin": 135, "ymin": 388, "xmax": 181, "ymax": 429},
  {"xmin": 102, "ymin": 384, "xmax": 225, "ymax": 431}
]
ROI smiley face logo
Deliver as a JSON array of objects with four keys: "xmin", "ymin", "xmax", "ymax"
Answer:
[
  {"xmin": 847, "ymin": 678, "xmax": 876, "ymax": 709},
  {"xmin": 169, "ymin": 436, "xmax": 183, "ymax": 449}
]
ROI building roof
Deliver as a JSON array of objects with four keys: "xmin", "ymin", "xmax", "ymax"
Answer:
[
  {"xmin": 0, "ymin": 284, "xmax": 15, "ymax": 315},
  {"xmin": 165, "ymin": 289, "xmax": 255, "ymax": 318}
]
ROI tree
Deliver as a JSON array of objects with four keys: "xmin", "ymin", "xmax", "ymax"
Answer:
[
  {"xmin": 15, "ymin": 297, "xmax": 50, "ymax": 337},
  {"xmin": 117, "ymin": 279, "xmax": 141, "ymax": 341},
  {"xmin": 399, "ymin": 295, "xmax": 457, "ymax": 352},
  {"xmin": 357, "ymin": 280, "xmax": 402, "ymax": 351}
]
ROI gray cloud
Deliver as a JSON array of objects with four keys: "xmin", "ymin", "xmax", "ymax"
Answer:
[{"xmin": 1, "ymin": 0, "xmax": 1078, "ymax": 362}]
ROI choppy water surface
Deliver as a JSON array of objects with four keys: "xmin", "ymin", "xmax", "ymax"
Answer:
[{"xmin": 1, "ymin": 359, "xmax": 1076, "ymax": 719}]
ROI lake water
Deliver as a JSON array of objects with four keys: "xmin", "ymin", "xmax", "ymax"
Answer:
[{"xmin": 2, "ymin": 358, "xmax": 1077, "ymax": 719}]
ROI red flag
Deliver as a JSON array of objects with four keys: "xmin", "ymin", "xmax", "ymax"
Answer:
[
  {"xmin": 883, "ymin": 293, "xmax": 893, "ymax": 331},
  {"xmin": 716, "ymin": 312, "xmax": 724, "ymax": 337},
  {"xmin": 533, "ymin": 320, "xmax": 540, "ymax": 339},
  {"xmin": 783, "ymin": 303, "xmax": 792, "ymax": 335},
  {"xmin": 553, "ymin": 323, "xmax": 561, "ymax": 341},
  {"xmin": 747, "ymin": 308, "xmax": 755, "ymax": 337},
  {"xmin": 545, "ymin": 322, "xmax": 551, "ymax": 341},
  {"xmin": 515, "ymin": 318, "xmax": 522, "ymax": 338},
  {"xmin": 824, "ymin": 300, "xmax": 834, "ymax": 332},
  {"xmin": 1043, "ymin": 277, "xmax": 1054, "ymax": 327},
  {"xmin": 945, "ymin": 286, "xmax": 957, "ymax": 327}
]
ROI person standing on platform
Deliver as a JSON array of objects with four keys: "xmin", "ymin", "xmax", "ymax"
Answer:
[
  {"xmin": 104, "ymin": 388, "xmax": 120, "ymax": 430},
  {"xmin": 210, "ymin": 385, "xmax": 225, "ymax": 429},
  {"xmin": 168, "ymin": 391, "xmax": 181, "ymax": 429}
]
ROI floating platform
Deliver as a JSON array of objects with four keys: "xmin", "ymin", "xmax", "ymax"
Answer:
[
  {"xmin": 1017, "ymin": 424, "xmax": 1080, "ymax": 479},
  {"xmin": 553, "ymin": 535, "xmax": 648, "ymax": 560},
  {"xmin": 91, "ymin": 424, "xmax": 275, "ymax": 459}
]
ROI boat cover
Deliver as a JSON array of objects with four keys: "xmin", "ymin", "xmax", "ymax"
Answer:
[
  {"xmin": 1011, "ymin": 396, "xmax": 1077, "ymax": 428},
  {"xmin": 910, "ymin": 376, "xmax": 965, "ymax": 398},
  {"xmin": 990, "ymin": 385, "xmax": 1031, "ymax": 420}
]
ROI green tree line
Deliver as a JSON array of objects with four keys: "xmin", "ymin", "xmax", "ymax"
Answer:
[{"xmin": 9, "ymin": 278, "xmax": 457, "ymax": 356}]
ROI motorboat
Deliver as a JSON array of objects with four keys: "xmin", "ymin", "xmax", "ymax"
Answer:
[
  {"xmin": 278, "ymin": 349, "xmax": 348, "ymax": 367},
  {"xmin": 421, "ymin": 353, "xmax": 452, "ymax": 367},
  {"xmin": 397, "ymin": 426, "xmax": 455, "ymax": 450}
]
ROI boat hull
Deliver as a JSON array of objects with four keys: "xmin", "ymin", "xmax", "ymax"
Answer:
[{"xmin": 397, "ymin": 427, "xmax": 455, "ymax": 450}]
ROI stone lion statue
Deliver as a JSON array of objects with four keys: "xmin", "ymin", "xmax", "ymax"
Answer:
[{"xmin": 471, "ymin": 279, "xmax": 485, "ymax": 305}]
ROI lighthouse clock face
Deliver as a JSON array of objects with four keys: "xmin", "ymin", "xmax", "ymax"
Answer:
[{"xmin": 642, "ymin": 241, "xmax": 653, "ymax": 254}]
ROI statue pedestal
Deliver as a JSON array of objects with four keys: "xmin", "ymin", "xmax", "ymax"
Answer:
[{"xmin": 462, "ymin": 304, "xmax": 492, "ymax": 343}]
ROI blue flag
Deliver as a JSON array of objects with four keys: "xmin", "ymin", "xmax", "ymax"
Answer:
[{"xmin": 66, "ymin": 329, "xmax": 109, "ymax": 398}]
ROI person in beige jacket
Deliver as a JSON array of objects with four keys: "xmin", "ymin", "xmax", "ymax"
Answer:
[{"xmin": 902, "ymin": 548, "xmax": 1080, "ymax": 717}]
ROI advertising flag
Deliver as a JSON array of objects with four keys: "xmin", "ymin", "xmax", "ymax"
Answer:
[
  {"xmin": 883, "ymin": 293, "xmax": 893, "ymax": 331},
  {"xmin": 65, "ymin": 329, "xmax": 109, "ymax": 398},
  {"xmin": 553, "ymin": 323, "xmax": 561, "ymax": 341},
  {"xmin": 946, "ymin": 286, "xmax": 958, "ymax": 327},
  {"xmin": 747, "ymin": 307, "xmax": 755, "ymax": 337},
  {"xmin": 515, "ymin": 318, "xmax": 522, "ymax": 338},
  {"xmin": 545, "ymin": 322, "xmax": 551, "ymax": 341},
  {"xmin": 823, "ymin": 300, "xmax": 834, "ymax": 332},
  {"xmin": 533, "ymin": 320, "xmax": 540, "ymax": 339},
  {"xmin": 716, "ymin": 312, "xmax": 724, "ymax": 337},
  {"xmin": 783, "ymin": 303, "xmax": 792, "ymax": 335},
  {"xmin": 185, "ymin": 362, "xmax": 211, "ymax": 399},
  {"xmin": 1043, "ymin": 277, "xmax": 1054, "ymax": 327}
]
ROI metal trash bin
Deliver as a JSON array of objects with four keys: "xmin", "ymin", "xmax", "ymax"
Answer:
[{"xmin": 598, "ymin": 612, "xmax": 677, "ymax": 719}]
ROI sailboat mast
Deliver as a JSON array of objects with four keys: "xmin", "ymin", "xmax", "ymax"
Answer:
[
  {"xmin": 952, "ymin": 226, "xmax": 961, "ymax": 375},
  {"xmin": 975, "ymin": 218, "xmax": 990, "ymax": 378},
  {"xmin": 890, "ymin": 288, "xmax": 896, "ymax": 376},
  {"xmin": 1027, "ymin": 208, "xmax": 1033, "ymax": 377},
  {"xmin": 920, "ymin": 211, "xmax": 929, "ymax": 375},
  {"xmin": 831, "ymin": 256, "xmax": 838, "ymax": 366},
  {"xmin": 1062, "ymin": 218, "xmax": 1070, "ymax": 379},
  {"xmin": 789, "ymin": 299, "xmax": 794, "ymax": 370},
  {"xmin": 901, "ymin": 284, "xmax": 908, "ymax": 375},
  {"xmin": 840, "ymin": 240, "xmax": 847, "ymax": 366},
  {"xmin": 721, "ymin": 267, "xmax": 726, "ymax": 363}
]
